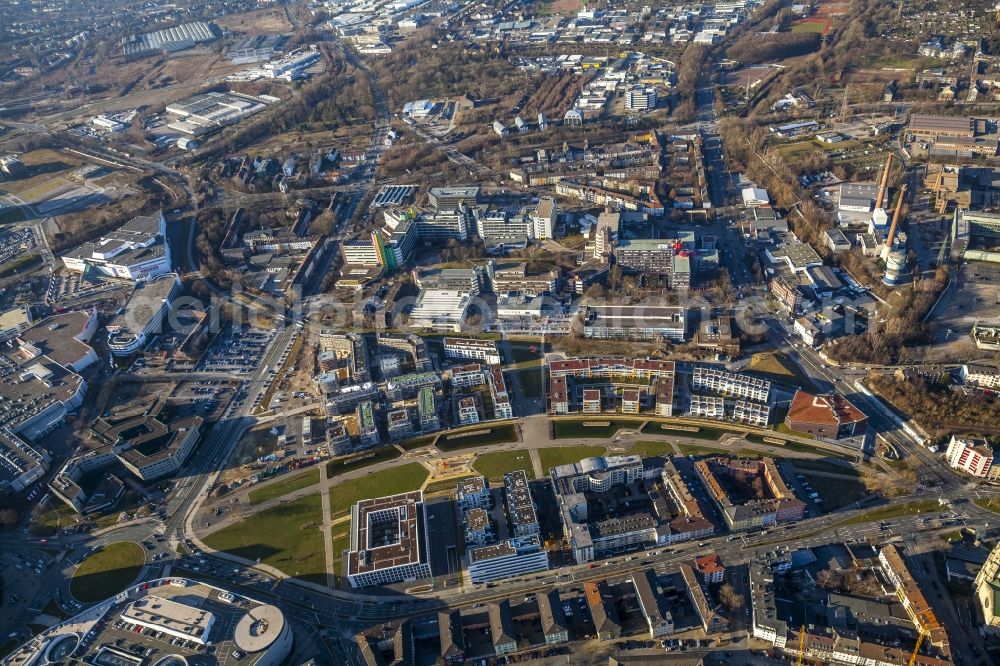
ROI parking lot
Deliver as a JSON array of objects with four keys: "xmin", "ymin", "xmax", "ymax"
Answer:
[
  {"xmin": 46, "ymin": 270, "xmax": 132, "ymax": 307},
  {"xmin": 199, "ymin": 326, "xmax": 276, "ymax": 375},
  {"xmin": 0, "ymin": 226, "xmax": 36, "ymax": 265}
]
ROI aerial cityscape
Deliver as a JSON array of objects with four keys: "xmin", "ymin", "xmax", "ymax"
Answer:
[{"xmin": 1, "ymin": 0, "xmax": 1000, "ymax": 664}]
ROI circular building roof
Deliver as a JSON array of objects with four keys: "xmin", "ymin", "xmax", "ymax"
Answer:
[
  {"xmin": 44, "ymin": 634, "xmax": 79, "ymax": 663},
  {"xmin": 578, "ymin": 457, "xmax": 607, "ymax": 473},
  {"xmin": 152, "ymin": 656, "xmax": 188, "ymax": 666},
  {"xmin": 234, "ymin": 605, "xmax": 286, "ymax": 653}
]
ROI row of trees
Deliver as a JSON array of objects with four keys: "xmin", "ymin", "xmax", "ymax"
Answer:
[
  {"xmin": 867, "ymin": 370, "xmax": 1000, "ymax": 434},
  {"xmin": 726, "ymin": 32, "xmax": 821, "ymax": 66},
  {"xmin": 826, "ymin": 267, "xmax": 947, "ymax": 364}
]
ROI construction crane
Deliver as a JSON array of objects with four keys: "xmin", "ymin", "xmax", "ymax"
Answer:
[
  {"xmin": 906, "ymin": 630, "xmax": 927, "ymax": 666},
  {"xmin": 796, "ymin": 625, "xmax": 807, "ymax": 666}
]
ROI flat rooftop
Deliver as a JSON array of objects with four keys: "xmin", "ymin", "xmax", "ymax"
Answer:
[{"xmin": 348, "ymin": 491, "xmax": 427, "ymax": 576}]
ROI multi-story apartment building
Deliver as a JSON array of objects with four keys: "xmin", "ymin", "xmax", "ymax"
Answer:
[
  {"xmin": 456, "ymin": 476, "xmax": 490, "ymax": 512},
  {"xmin": 505, "ymin": 470, "xmax": 539, "ymax": 537},
  {"xmin": 693, "ymin": 367, "xmax": 771, "ymax": 402},
  {"xmin": 944, "ymin": 435, "xmax": 996, "ymax": 478},
  {"xmin": 689, "ymin": 394, "xmax": 725, "ymax": 419},
  {"xmin": 443, "ymin": 338, "xmax": 501, "ymax": 365}
]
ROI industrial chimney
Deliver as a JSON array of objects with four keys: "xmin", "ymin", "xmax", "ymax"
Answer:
[
  {"xmin": 884, "ymin": 183, "xmax": 907, "ymax": 250},
  {"xmin": 874, "ymin": 154, "xmax": 893, "ymax": 210}
]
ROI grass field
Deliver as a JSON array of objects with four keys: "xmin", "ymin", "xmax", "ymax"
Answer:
[
  {"xmin": 0, "ymin": 253, "xmax": 42, "ymax": 278},
  {"xmin": 329, "ymin": 463, "xmax": 430, "ymax": 517},
  {"xmin": 326, "ymin": 447, "xmax": 401, "ymax": 478},
  {"xmin": 507, "ymin": 341, "xmax": 547, "ymax": 364},
  {"xmin": 437, "ymin": 424, "xmax": 518, "ymax": 451},
  {"xmin": 30, "ymin": 500, "xmax": 79, "ymax": 537},
  {"xmin": 513, "ymin": 368, "xmax": 546, "ymax": 399},
  {"xmin": 537, "ymin": 445, "xmax": 607, "ymax": 472},
  {"xmin": 70, "ymin": 542, "xmax": 145, "ymax": 602},
  {"xmin": 974, "ymin": 498, "xmax": 1000, "ymax": 514},
  {"xmin": 553, "ymin": 419, "xmax": 644, "ymax": 439},
  {"xmin": 628, "ymin": 440, "xmax": 676, "ymax": 457},
  {"xmin": 748, "ymin": 351, "xmax": 817, "ymax": 391},
  {"xmin": 839, "ymin": 500, "xmax": 940, "ymax": 526},
  {"xmin": 775, "ymin": 423, "xmax": 816, "ymax": 440},
  {"xmin": 800, "ymin": 472, "xmax": 866, "ymax": 511},
  {"xmin": 0, "ymin": 207, "xmax": 26, "ymax": 225},
  {"xmin": 248, "ymin": 469, "xmax": 320, "ymax": 506},
  {"xmin": 639, "ymin": 422, "xmax": 732, "ymax": 441},
  {"xmin": 790, "ymin": 20, "xmax": 827, "ymax": 32},
  {"xmin": 398, "ymin": 434, "xmax": 437, "ymax": 450},
  {"xmin": 204, "ymin": 494, "xmax": 327, "ymax": 584},
  {"xmin": 474, "ymin": 450, "xmax": 535, "ymax": 480}
]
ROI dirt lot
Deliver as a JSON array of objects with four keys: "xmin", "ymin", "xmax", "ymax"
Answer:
[
  {"xmin": 0, "ymin": 150, "xmax": 83, "ymax": 196},
  {"xmin": 219, "ymin": 426, "xmax": 282, "ymax": 485},
  {"xmin": 215, "ymin": 8, "xmax": 292, "ymax": 34}
]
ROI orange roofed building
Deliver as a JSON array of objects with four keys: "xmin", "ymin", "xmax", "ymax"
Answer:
[{"xmin": 784, "ymin": 390, "xmax": 868, "ymax": 440}]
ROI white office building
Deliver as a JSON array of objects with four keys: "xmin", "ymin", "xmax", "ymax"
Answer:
[
  {"xmin": 106, "ymin": 273, "xmax": 181, "ymax": 356},
  {"xmin": 407, "ymin": 289, "xmax": 472, "ymax": 332},
  {"xmin": 61, "ymin": 211, "xmax": 172, "ymax": 282},
  {"xmin": 467, "ymin": 535, "xmax": 549, "ymax": 583}
]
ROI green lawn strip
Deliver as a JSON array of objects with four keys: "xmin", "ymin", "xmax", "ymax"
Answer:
[
  {"xmin": 0, "ymin": 253, "xmax": 41, "ymax": 278},
  {"xmin": 838, "ymin": 500, "xmax": 941, "ymax": 526},
  {"xmin": 974, "ymin": 498, "xmax": 1000, "ymax": 514},
  {"xmin": 331, "ymin": 528, "xmax": 351, "ymax": 585},
  {"xmin": 203, "ymin": 494, "xmax": 327, "ymax": 584},
  {"xmin": 326, "ymin": 447, "xmax": 402, "ymax": 478},
  {"xmin": 628, "ymin": 440, "xmax": 676, "ymax": 457},
  {"xmin": 398, "ymin": 434, "xmax": 437, "ymax": 450},
  {"xmin": 423, "ymin": 474, "xmax": 477, "ymax": 495},
  {"xmin": 675, "ymin": 442, "xmax": 732, "ymax": 457},
  {"xmin": 553, "ymin": 418, "xmax": 645, "ymax": 439},
  {"xmin": 775, "ymin": 423, "xmax": 816, "ymax": 440},
  {"xmin": 30, "ymin": 501, "xmax": 79, "ymax": 537},
  {"xmin": 513, "ymin": 368, "xmax": 545, "ymax": 399},
  {"xmin": 248, "ymin": 469, "xmax": 320, "ymax": 506},
  {"xmin": 537, "ymin": 445, "xmax": 607, "ymax": 472},
  {"xmin": 436, "ymin": 424, "xmax": 518, "ymax": 451},
  {"xmin": 473, "ymin": 450, "xmax": 535, "ymax": 480},
  {"xmin": 639, "ymin": 421, "xmax": 737, "ymax": 441},
  {"xmin": 70, "ymin": 542, "xmax": 145, "ymax": 603},
  {"xmin": 329, "ymin": 463, "xmax": 430, "ymax": 517}
]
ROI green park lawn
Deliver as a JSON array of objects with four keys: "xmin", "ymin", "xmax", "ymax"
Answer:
[
  {"xmin": 248, "ymin": 469, "xmax": 320, "ymax": 505},
  {"xmin": 203, "ymin": 494, "xmax": 327, "ymax": 584},
  {"xmin": 70, "ymin": 542, "xmax": 145, "ymax": 602},
  {"xmin": 329, "ymin": 463, "xmax": 430, "ymax": 517},
  {"xmin": 474, "ymin": 450, "xmax": 535, "ymax": 480}
]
